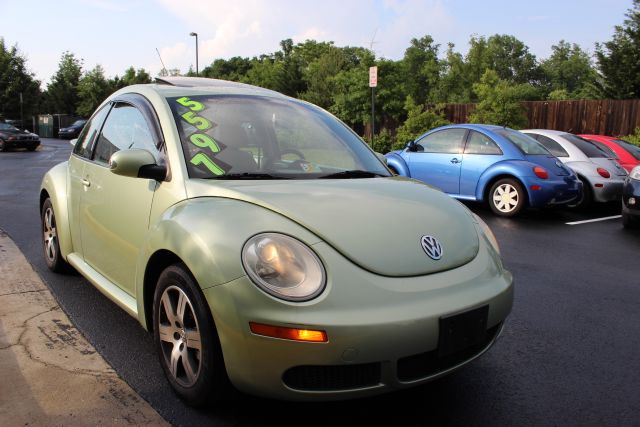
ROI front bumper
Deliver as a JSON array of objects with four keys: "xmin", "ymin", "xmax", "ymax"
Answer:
[
  {"xmin": 622, "ymin": 178, "xmax": 640, "ymax": 218},
  {"xmin": 203, "ymin": 239, "xmax": 513, "ymax": 401},
  {"xmin": 1, "ymin": 137, "xmax": 40, "ymax": 149},
  {"xmin": 524, "ymin": 175, "xmax": 582, "ymax": 207}
]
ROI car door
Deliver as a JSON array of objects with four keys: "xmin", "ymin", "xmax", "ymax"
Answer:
[
  {"xmin": 68, "ymin": 104, "xmax": 112, "ymax": 256},
  {"xmin": 459, "ymin": 130, "xmax": 503, "ymax": 197},
  {"xmin": 408, "ymin": 128, "xmax": 467, "ymax": 194},
  {"xmin": 79, "ymin": 100, "xmax": 163, "ymax": 297}
]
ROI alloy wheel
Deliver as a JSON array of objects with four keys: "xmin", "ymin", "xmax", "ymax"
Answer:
[
  {"xmin": 157, "ymin": 285, "xmax": 203, "ymax": 388},
  {"xmin": 493, "ymin": 183, "xmax": 520, "ymax": 213}
]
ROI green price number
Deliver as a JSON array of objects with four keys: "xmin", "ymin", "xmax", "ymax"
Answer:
[
  {"xmin": 191, "ymin": 152, "xmax": 224, "ymax": 176},
  {"xmin": 182, "ymin": 111, "xmax": 212, "ymax": 131},
  {"xmin": 190, "ymin": 133, "xmax": 221, "ymax": 153},
  {"xmin": 176, "ymin": 96, "xmax": 205, "ymax": 112}
]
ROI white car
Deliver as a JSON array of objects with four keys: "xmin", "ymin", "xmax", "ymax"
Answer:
[{"xmin": 521, "ymin": 129, "xmax": 627, "ymax": 208}]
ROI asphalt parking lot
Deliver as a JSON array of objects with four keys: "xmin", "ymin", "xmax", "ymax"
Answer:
[{"xmin": 1, "ymin": 138, "xmax": 639, "ymax": 426}]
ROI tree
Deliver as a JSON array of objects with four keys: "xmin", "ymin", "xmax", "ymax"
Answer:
[
  {"xmin": 77, "ymin": 65, "xmax": 113, "ymax": 117},
  {"xmin": 46, "ymin": 52, "xmax": 83, "ymax": 114},
  {"xmin": 466, "ymin": 35, "xmax": 542, "ymax": 90},
  {"xmin": 468, "ymin": 69, "xmax": 529, "ymax": 128},
  {"xmin": 0, "ymin": 38, "xmax": 41, "ymax": 125},
  {"xmin": 435, "ymin": 43, "xmax": 472, "ymax": 103},
  {"xmin": 402, "ymin": 35, "xmax": 442, "ymax": 105},
  {"xmin": 541, "ymin": 40, "xmax": 598, "ymax": 99},
  {"xmin": 595, "ymin": 0, "xmax": 640, "ymax": 98},
  {"xmin": 202, "ymin": 57, "xmax": 252, "ymax": 81},
  {"xmin": 393, "ymin": 96, "xmax": 449, "ymax": 149}
]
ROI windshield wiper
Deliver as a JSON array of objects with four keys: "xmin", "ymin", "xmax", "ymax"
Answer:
[
  {"xmin": 319, "ymin": 170, "xmax": 388, "ymax": 179},
  {"xmin": 211, "ymin": 172, "xmax": 290, "ymax": 180}
]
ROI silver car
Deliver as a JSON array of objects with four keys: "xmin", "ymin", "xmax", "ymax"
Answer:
[{"xmin": 521, "ymin": 129, "xmax": 627, "ymax": 208}]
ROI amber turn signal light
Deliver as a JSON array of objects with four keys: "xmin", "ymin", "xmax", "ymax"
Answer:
[{"xmin": 249, "ymin": 322, "xmax": 328, "ymax": 342}]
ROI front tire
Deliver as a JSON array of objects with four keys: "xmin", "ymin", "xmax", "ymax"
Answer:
[
  {"xmin": 622, "ymin": 212, "xmax": 638, "ymax": 229},
  {"xmin": 41, "ymin": 198, "xmax": 70, "ymax": 272},
  {"xmin": 489, "ymin": 178, "xmax": 526, "ymax": 217},
  {"xmin": 153, "ymin": 264, "xmax": 230, "ymax": 407}
]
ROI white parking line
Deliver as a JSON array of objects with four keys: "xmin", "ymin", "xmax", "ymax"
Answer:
[{"xmin": 566, "ymin": 215, "xmax": 622, "ymax": 225}]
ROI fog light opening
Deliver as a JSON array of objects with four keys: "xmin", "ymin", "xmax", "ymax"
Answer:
[
  {"xmin": 629, "ymin": 197, "xmax": 636, "ymax": 206},
  {"xmin": 249, "ymin": 322, "xmax": 328, "ymax": 342},
  {"xmin": 595, "ymin": 183, "xmax": 604, "ymax": 188}
]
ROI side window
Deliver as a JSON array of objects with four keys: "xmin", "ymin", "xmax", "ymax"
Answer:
[
  {"xmin": 416, "ymin": 129, "xmax": 466, "ymax": 154},
  {"xmin": 537, "ymin": 135, "xmax": 569, "ymax": 157},
  {"xmin": 73, "ymin": 104, "xmax": 111, "ymax": 159},
  {"xmin": 93, "ymin": 103, "xmax": 157, "ymax": 165},
  {"xmin": 464, "ymin": 131, "xmax": 502, "ymax": 155}
]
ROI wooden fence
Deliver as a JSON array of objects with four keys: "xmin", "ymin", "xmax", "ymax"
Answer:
[{"xmin": 442, "ymin": 99, "xmax": 640, "ymax": 136}]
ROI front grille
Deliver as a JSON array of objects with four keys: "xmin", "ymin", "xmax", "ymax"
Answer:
[
  {"xmin": 397, "ymin": 323, "xmax": 502, "ymax": 382},
  {"xmin": 283, "ymin": 362, "xmax": 381, "ymax": 391}
]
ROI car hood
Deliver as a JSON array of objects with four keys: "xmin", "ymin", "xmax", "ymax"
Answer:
[{"xmin": 185, "ymin": 177, "xmax": 479, "ymax": 277}]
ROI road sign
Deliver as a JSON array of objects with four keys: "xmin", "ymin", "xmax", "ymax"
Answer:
[{"xmin": 369, "ymin": 66, "xmax": 378, "ymax": 87}]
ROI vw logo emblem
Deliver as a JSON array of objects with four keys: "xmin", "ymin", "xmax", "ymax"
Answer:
[{"xmin": 420, "ymin": 235, "xmax": 443, "ymax": 260}]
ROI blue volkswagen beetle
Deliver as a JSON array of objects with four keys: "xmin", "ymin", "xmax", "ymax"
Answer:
[{"xmin": 385, "ymin": 124, "xmax": 582, "ymax": 217}]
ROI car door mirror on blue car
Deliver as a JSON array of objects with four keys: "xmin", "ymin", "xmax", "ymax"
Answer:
[{"xmin": 407, "ymin": 140, "xmax": 417, "ymax": 152}]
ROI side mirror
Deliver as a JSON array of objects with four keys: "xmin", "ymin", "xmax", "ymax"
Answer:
[
  {"xmin": 406, "ymin": 140, "xmax": 417, "ymax": 152},
  {"xmin": 375, "ymin": 152, "xmax": 388, "ymax": 165},
  {"xmin": 70, "ymin": 138, "xmax": 77, "ymax": 147},
  {"xmin": 109, "ymin": 149, "xmax": 166, "ymax": 181}
]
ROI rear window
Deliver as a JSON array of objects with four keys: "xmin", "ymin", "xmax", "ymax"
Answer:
[
  {"xmin": 561, "ymin": 134, "xmax": 608, "ymax": 158},
  {"xmin": 495, "ymin": 129, "xmax": 550, "ymax": 155},
  {"xmin": 589, "ymin": 140, "xmax": 618, "ymax": 159},
  {"xmin": 614, "ymin": 139, "xmax": 640, "ymax": 160}
]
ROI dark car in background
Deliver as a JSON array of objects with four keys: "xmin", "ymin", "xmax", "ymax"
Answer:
[
  {"xmin": 0, "ymin": 122, "xmax": 40, "ymax": 151},
  {"xmin": 58, "ymin": 119, "xmax": 87, "ymax": 139},
  {"xmin": 622, "ymin": 165, "xmax": 640, "ymax": 229}
]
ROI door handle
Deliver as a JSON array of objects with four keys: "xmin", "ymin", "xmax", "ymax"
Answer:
[
  {"xmin": 81, "ymin": 178, "xmax": 91, "ymax": 187},
  {"xmin": 450, "ymin": 158, "xmax": 461, "ymax": 164}
]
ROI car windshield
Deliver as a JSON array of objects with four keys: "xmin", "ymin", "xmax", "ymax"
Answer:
[
  {"xmin": 0, "ymin": 123, "xmax": 19, "ymax": 131},
  {"xmin": 561, "ymin": 134, "xmax": 608, "ymax": 158},
  {"xmin": 495, "ymin": 129, "xmax": 550, "ymax": 155},
  {"xmin": 615, "ymin": 139, "xmax": 640, "ymax": 160},
  {"xmin": 168, "ymin": 94, "xmax": 390, "ymax": 179}
]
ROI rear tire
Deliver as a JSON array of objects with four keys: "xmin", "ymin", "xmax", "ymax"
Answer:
[
  {"xmin": 567, "ymin": 178, "xmax": 592, "ymax": 210},
  {"xmin": 153, "ymin": 264, "xmax": 231, "ymax": 407},
  {"xmin": 488, "ymin": 178, "xmax": 526, "ymax": 217},
  {"xmin": 41, "ymin": 198, "xmax": 71, "ymax": 272}
]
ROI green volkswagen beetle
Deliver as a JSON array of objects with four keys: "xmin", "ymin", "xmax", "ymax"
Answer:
[{"xmin": 40, "ymin": 77, "xmax": 513, "ymax": 406}]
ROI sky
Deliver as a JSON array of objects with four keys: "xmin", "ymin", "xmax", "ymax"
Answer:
[{"xmin": 1, "ymin": 0, "xmax": 635, "ymax": 87}]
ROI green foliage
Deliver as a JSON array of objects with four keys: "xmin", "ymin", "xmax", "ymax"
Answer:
[
  {"xmin": 622, "ymin": 127, "xmax": 640, "ymax": 146},
  {"xmin": 541, "ymin": 40, "xmax": 599, "ymax": 99},
  {"xmin": 393, "ymin": 96, "xmax": 449, "ymax": 150},
  {"xmin": 77, "ymin": 65, "xmax": 113, "ymax": 117},
  {"xmin": 46, "ymin": 52, "xmax": 83, "ymax": 114},
  {"xmin": 402, "ymin": 36, "xmax": 442, "ymax": 105},
  {"xmin": 468, "ymin": 69, "xmax": 528, "ymax": 128},
  {"xmin": 0, "ymin": 38, "xmax": 41, "ymax": 124},
  {"xmin": 595, "ymin": 0, "xmax": 640, "ymax": 98},
  {"xmin": 372, "ymin": 128, "xmax": 393, "ymax": 154}
]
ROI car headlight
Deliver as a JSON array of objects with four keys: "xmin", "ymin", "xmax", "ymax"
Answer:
[
  {"xmin": 472, "ymin": 213, "xmax": 500, "ymax": 255},
  {"xmin": 630, "ymin": 166, "xmax": 640, "ymax": 181},
  {"xmin": 242, "ymin": 233, "xmax": 326, "ymax": 301}
]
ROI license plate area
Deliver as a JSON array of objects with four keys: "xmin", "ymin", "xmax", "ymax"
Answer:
[{"xmin": 438, "ymin": 305, "xmax": 488, "ymax": 357}]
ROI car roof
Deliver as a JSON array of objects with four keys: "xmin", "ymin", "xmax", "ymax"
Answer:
[
  {"xmin": 521, "ymin": 129, "xmax": 569, "ymax": 137},
  {"xmin": 150, "ymin": 76, "xmax": 285, "ymax": 98}
]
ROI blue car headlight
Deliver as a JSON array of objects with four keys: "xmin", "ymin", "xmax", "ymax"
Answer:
[{"xmin": 242, "ymin": 233, "xmax": 326, "ymax": 301}]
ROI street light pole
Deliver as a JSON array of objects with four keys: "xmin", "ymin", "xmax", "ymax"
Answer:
[{"xmin": 189, "ymin": 32, "xmax": 199, "ymax": 76}]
